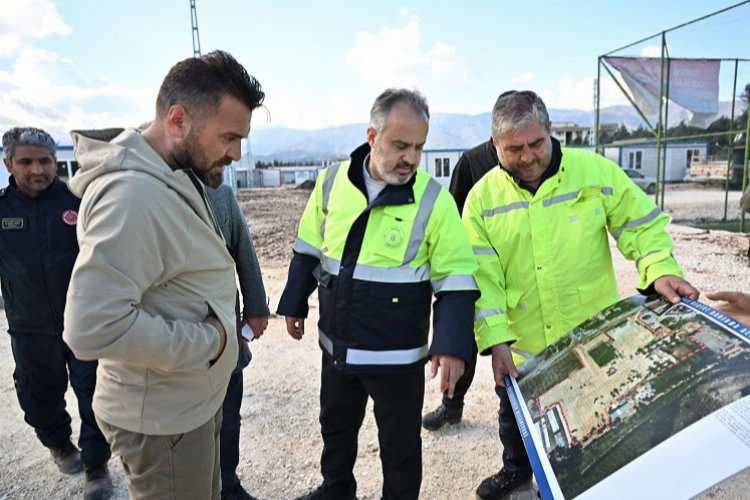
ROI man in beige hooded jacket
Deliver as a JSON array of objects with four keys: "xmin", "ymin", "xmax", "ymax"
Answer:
[{"xmin": 63, "ymin": 51, "xmax": 265, "ymax": 500}]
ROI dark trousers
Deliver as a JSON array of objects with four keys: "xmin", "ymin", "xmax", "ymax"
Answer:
[
  {"xmin": 319, "ymin": 355, "xmax": 424, "ymax": 500},
  {"xmin": 10, "ymin": 331, "xmax": 111, "ymax": 465},
  {"xmin": 220, "ymin": 368, "xmax": 244, "ymax": 494},
  {"xmin": 441, "ymin": 339, "xmax": 478, "ymax": 408},
  {"xmin": 495, "ymin": 384, "xmax": 531, "ymax": 475}
]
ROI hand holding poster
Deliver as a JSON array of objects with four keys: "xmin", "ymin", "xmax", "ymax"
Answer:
[{"xmin": 507, "ymin": 295, "xmax": 750, "ymax": 499}]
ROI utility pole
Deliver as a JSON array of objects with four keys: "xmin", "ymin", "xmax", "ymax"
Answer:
[{"xmin": 190, "ymin": 0, "xmax": 201, "ymax": 57}]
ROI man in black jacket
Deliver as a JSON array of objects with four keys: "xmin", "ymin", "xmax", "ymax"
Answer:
[
  {"xmin": 422, "ymin": 138, "xmax": 498, "ymax": 431},
  {"xmin": 1, "ymin": 127, "xmax": 112, "ymax": 500}
]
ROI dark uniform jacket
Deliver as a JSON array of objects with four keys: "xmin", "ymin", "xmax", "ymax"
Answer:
[
  {"xmin": 449, "ymin": 138, "xmax": 498, "ymax": 213},
  {"xmin": 0, "ymin": 177, "xmax": 80, "ymax": 335}
]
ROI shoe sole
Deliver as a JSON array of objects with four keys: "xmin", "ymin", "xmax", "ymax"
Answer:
[{"xmin": 422, "ymin": 418, "xmax": 462, "ymax": 431}]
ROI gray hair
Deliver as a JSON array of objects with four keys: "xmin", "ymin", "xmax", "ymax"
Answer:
[
  {"xmin": 2, "ymin": 127, "xmax": 57, "ymax": 159},
  {"xmin": 491, "ymin": 90, "xmax": 550, "ymax": 140},
  {"xmin": 369, "ymin": 88, "xmax": 430, "ymax": 133}
]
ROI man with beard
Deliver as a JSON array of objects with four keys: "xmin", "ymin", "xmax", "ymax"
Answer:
[
  {"xmin": 464, "ymin": 90, "xmax": 699, "ymax": 499},
  {"xmin": 63, "ymin": 51, "xmax": 265, "ymax": 499},
  {"xmin": 278, "ymin": 89, "xmax": 479, "ymax": 500},
  {"xmin": 1, "ymin": 127, "xmax": 112, "ymax": 500}
]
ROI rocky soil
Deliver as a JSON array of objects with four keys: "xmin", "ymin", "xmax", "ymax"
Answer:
[{"xmin": 1, "ymin": 185, "xmax": 749, "ymax": 499}]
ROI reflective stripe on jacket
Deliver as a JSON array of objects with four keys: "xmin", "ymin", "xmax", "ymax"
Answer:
[
  {"xmin": 464, "ymin": 147, "xmax": 684, "ymax": 364},
  {"xmin": 279, "ymin": 143, "xmax": 478, "ymax": 373}
]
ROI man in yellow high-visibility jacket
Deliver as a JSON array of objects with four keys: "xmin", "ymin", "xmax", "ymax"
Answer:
[
  {"xmin": 278, "ymin": 89, "xmax": 479, "ymax": 500},
  {"xmin": 465, "ymin": 90, "xmax": 699, "ymax": 500}
]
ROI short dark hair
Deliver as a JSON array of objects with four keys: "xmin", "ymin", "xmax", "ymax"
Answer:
[
  {"xmin": 491, "ymin": 90, "xmax": 550, "ymax": 140},
  {"xmin": 369, "ymin": 88, "xmax": 430, "ymax": 133},
  {"xmin": 2, "ymin": 127, "xmax": 57, "ymax": 159},
  {"xmin": 155, "ymin": 50, "xmax": 265, "ymax": 122}
]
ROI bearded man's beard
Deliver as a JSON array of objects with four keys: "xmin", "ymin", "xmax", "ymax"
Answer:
[
  {"xmin": 195, "ymin": 169, "xmax": 224, "ymax": 188},
  {"xmin": 171, "ymin": 140, "xmax": 228, "ymax": 188}
]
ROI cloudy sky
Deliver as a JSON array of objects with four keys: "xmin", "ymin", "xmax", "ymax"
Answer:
[{"xmin": 1, "ymin": 0, "xmax": 748, "ymax": 144}]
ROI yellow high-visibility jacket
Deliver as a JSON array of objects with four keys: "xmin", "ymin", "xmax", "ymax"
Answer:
[
  {"xmin": 277, "ymin": 143, "xmax": 479, "ymax": 372},
  {"xmin": 464, "ymin": 147, "xmax": 684, "ymax": 364}
]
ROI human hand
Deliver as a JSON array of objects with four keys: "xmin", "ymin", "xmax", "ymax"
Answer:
[
  {"xmin": 706, "ymin": 291, "xmax": 750, "ymax": 326},
  {"xmin": 285, "ymin": 316, "xmax": 305, "ymax": 340},
  {"xmin": 490, "ymin": 343, "xmax": 518, "ymax": 387},
  {"xmin": 244, "ymin": 316, "xmax": 269, "ymax": 341},
  {"xmin": 203, "ymin": 315, "xmax": 227, "ymax": 362},
  {"xmin": 429, "ymin": 355, "xmax": 465, "ymax": 399},
  {"xmin": 653, "ymin": 275, "xmax": 700, "ymax": 304}
]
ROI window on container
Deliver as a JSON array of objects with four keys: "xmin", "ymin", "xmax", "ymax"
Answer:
[
  {"xmin": 434, "ymin": 158, "xmax": 442, "ymax": 177},
  {"xmin": 635, "ymin": 151, "xmax": 642, "ymax": 170},
  {"xmin": 56, "ymin": 161, "xmax": 69, "ymax": 178},
  {"xmin": 442, "ymin": 158, "xmax": 450, "ymax": 177}
]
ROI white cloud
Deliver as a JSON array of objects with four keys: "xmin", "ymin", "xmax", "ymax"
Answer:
[
  {"xmin": 512, "ymin": 72, "xmax": 535, "ymax": 84},
  {"xmin": 0, "ymin": 48, "xmax": 152, "ymax": 142},
  {"xmin": 641, "ymin": 45, "xmax": 662, "ymax": 58},
  {"xmin": 0, "ymin": 0, "xmax": 70, "ymax": 57},
  {"xmin": 343, "ymin": 12, "xmax": 468, "ymax": 90}
]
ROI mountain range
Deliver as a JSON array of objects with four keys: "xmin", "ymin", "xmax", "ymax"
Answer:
[{"xmin": 250, "ymin": 101, "xmax": 744, "ymax": 163}]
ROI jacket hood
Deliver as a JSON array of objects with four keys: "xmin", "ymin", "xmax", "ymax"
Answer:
[{"xmin": 69, "ymin": 127, "xmax": 199, "ymax": 203}]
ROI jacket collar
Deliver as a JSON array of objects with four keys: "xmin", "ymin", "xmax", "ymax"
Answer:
[
  {"xmin": 6, "ymin": 176, "xmax": 68, "ymax": 202},
  {"xmin": 348, "ymin": 142, "xmax": 418, "ymax": 208}
]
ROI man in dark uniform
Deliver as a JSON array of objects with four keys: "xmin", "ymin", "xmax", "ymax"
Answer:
[
  {"xmin": 422, "ymin": 137, "xmax": 497, "ymax": 430},
  {"xmin": 0, "ymin": 127, "xmax": 112, "ymax": 499}
]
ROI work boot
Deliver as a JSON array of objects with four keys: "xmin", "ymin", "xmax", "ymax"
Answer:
[
  {"xmin": 475, "ymin": 468, "xmax": 532, "ymax": 500},
  {"xmin": 83, "ymin": 462, "xmax": 113, "ymax": 500},
  {"xmin": 221, "ymin": 485, "xmax": 260, "ymax": 500},
  {"xmin": 422, "ymin": 403, "xmax": 463, "ymax": 431},
  {"xmin": 49, "ymin": 441, "xmax": 82, "ymax": 474},
  {"xmin": 294, "ymin": 484, "xmax": 352, "ymax": 500}
]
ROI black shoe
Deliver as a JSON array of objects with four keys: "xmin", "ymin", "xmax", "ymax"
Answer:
[
  {"xmin": 221, "ymin": 485, "xmax": 259, "ymax": 500},
  {"xmin": 83, "ymin": 462, "xmax": 113, "ymax": 500},
  {"xmin": 49, "ymin": 441, "xmax": 82, "ymax": 474},
  {"xmin": 475, "ymin": 468, "xmax": 532, "ymax": 500},
  {"xmin": 294, "ymin": 484, "xmax": 351, "ymax": 500},
  {"xmin": 422, "ymin": 403, "xmax": 463, "ymax": 431}
]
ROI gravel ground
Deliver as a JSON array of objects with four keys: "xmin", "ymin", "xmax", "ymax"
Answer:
[{"xmin": 1, "ymin": 185, "xmax": 749, "ymax": 499}]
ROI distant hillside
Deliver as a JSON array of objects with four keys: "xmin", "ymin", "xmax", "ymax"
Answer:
[{"xmin": 249, "ymin": 101, "xmax": 744, "ymax": 162}]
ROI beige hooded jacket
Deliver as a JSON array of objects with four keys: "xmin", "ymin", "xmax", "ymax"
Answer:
[{"xmin": 63, "ymin": 128, "xmax": 238, "ymax": 435}]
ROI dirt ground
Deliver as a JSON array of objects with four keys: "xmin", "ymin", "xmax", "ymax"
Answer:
[{"xmin": 1, "ymin": 185, "xmax": 750, "ymax": 499}]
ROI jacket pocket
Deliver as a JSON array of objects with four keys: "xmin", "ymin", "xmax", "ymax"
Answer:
[
  {"xmin": 368, "ymin": 206, "xmax": 416, "ymax": 264},
  {"xmin": 355, "ymin": 282, "xmax": 431, "ymax": 348},
  {"xmin": 205, "ymin": 300, "xmax": 238, "ymax": 391}
]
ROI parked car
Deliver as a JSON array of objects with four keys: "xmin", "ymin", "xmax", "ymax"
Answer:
[{"xmin": 623, "ymin": 169, "xmax": 657, "ymax": 194}]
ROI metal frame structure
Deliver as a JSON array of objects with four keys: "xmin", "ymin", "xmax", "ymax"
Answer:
[{"xmin": 594, "ymin": 1, "xmax": 750, "ymax": 229}]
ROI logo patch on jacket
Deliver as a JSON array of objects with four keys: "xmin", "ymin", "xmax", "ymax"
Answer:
[
  {"xmin": 61, "ymin": 209, "xmax": 78, "ymax": 226},
  {"xmin": 383, "ymin": 226, "xmax": 404, "ymax": 247},
  {"xmin": 1, "ymin": 217, "xmax": 25, "ymax": 230}
]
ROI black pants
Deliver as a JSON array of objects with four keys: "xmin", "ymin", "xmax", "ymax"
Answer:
[
  {"xmin": 495, "ymin": 384, "xmax": 531, "ymax": 475},
  {"xmin": 10, "ymin": 331, "xmax": 111, "ymax": 465},
  {"xmin": 441, "ymin": 339, "xmax": 478, "ymax": 408},
  {"xmin": 220, "ymin": 368, "xmax": 244, "ymax": 494},
  {"xmin": 319, "ymin": 355, "xmax": 424, "ymax": 500}
]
